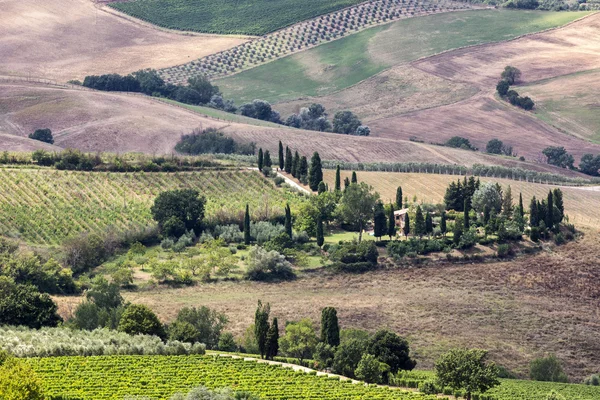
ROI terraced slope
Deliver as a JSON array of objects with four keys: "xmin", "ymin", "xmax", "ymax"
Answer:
[{"xmin": 0, "ymin": 168, "xmax": 301, "ymax": 245}]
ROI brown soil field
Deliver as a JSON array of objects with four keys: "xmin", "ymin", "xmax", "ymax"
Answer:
[
  {"xmin": 0, "ymin": 133, "xmax": 63, "ymax": 152},
  {"xmin": 52, "ymin": 232, "xmax": 600, "ymax": 379},
  {"xmin": 322, "ymin": 170, "xmax": 600, "ymax": 228},
  {"xmin": 275, "ymin": 65, "xmax": 479, "ymax": 122},
  {"xmin": 0, "ymin": 81, "xmax": 591, "ymax": 179},
  {"xmin": 367, "ymin": 93, "xmax": 600, "ymax": 162},
  {"xmin": 413, "ymin": 13, "xmax": 600, "ymax": 88},
  {"xmin": 0, "ymin": 0, "xmax": 247, "ymax": 83}
]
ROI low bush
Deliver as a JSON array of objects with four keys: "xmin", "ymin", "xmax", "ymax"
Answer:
[
  {"xmin": 244, "ymin": 247, "xmax": 295, "ymax": 281},
  {"xmin": 329, "ymin": 241, "xmax": 378, "ymax": 273}
]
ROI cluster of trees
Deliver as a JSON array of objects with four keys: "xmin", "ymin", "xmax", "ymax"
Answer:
[
  {"xmin": 240, "ymin": 100, "xmax": 282, "ymax": 123},
  {"xmin": 28, "ymin": 128, "xmax": 54, "ymax": 144},
  {"xmin": 496, "ymin": 66, "xmax": 535, "ymax": 110},
  {"xmin": 541, "ymin": 146, "xmax": 600, "ymax": 176},
  {"xmin": 270, "ymin": 141, "xmax": 324, "ymax": 191},
  {"xmin": 445, "ymin": 136, "xmax": 477, "ymax": 151},
  {"xmin": 284, "ymin": 103, "xmax": 370, "ymax": 136},
  {"xmin": 528, "ymin": 189, "xmax": 565, "ymax": 241},
  {"xmin": 175, "ymin": 128, "xmax": 256, "ymax": 156},
  {"xmin": 253, "ymin": 302, "xmax": 416, "ymax": 384},
  {"xmin": 485, "ymin": 138, "xmax": 514, "ymax": 156}
]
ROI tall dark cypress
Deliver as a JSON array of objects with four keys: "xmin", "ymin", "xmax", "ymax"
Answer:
[
  {"xmin": 440, "ymin": 211, "xmax": 447, "ymax": 236},
  {"xmin": 317, "ymin": 181, "xmax": 326, "ymax": 194},
  {"xmin": 278, "ymin": 141, "xmax": 284, "ymax": 170},
  {"xmin": 387, "ymin": 204, "xmax": 396, "ymax": 240},
  {"xmin": 264, "ymin": 150, "xmax": 272, "ymax": 167},
  {"xmin": 265, "ymin": 317, "xmax": 279, "ymax": 360},
  {"xmin": 351, "ymin": 171, "xmax": 357, "ymax": 184},
  {"xmin": 316, "ymin": 217, "xmax": 324, "ymax": 247},
  {"xmin": 257, "ymin": 148, "xmax": 264, "ymax": 171},
  {"xmin": 373, "ymin": 201, "xmax": 386, "ymax": 240},
  {"xmin": 463, "ymin": 199, "xmax": 470, "ymax": 230},
  {"xmin": 553, "ymin": 189, "xmax": 564, "ymax": 222},
  {"xmin": 308, "ymin": 152, "xmax": 323, "ymax": 191},
  {"xmin": 284, "ymin": 203, "xmax": 292, "ymax": 238},
  {"xmin": 320, "ymin": 307, "xmax": 340, "ymax": 347},
  {"xmin": 298, "ymin": 156, "xmax": 309, "ymax": 179},
  {"xmin": 425, "ymin": 212, "xmax": 433, "ymax": 237},
  {"xmin": 334, "ymin": 165, "xmax": 341, "ymax": 192},
  {"xmin": 244, "ymin": 204, "xmax": 251, "ymax": 245},
  {"xmin": 284, "ymin": 147, "xmax": 292, "ymax": 173},
  {"xmin": 291, "ymin": 151, "xmax": 300, "ymax": 178},
  {"xmin": 518, "ymin": 192, "xmax": 524, "ymax": 218},
  {"xmin": 403, "ymin": 213, "xmax": 410, "ymax": 238},
  {"xmin": 529, "ymin": 196, "xmax": 538, "ymax": 227},
  {"xmin": 414, "ymin": 206, "xmax": 425, "ymax": 238},
  {"xmin": 254, "ymin": 300, "xmax": 270, "ymax": 359},
  {"xmin": 546, "ymin": 190, "xmax": 554, "ymax": 229},
  {"xmin": 395, "ymin": 186, "xmax": 403, "ymax": 209}
]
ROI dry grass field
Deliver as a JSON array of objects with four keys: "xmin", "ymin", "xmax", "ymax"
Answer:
[
  {"xmin": 323, "ymin": 170, "xmax": 600, "ymax": 228},
  {"xmin": 58, "ymin": 233, "xmax": 596, "ymax": 380},
  {"xmin": 0, "ymin": 0, "xmax": 246, "ymax": 82}
]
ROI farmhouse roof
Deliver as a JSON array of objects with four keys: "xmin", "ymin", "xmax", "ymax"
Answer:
[{"xmin": 394, "ymin": 208, "xmax": 409, "ymax": 216}]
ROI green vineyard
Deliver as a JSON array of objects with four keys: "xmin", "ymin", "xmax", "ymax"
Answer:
[
  {"xmin": 26, "ymin": 355, "xmax": 438, "ymax": 400},
  {"xmin": 0, "ymin": 168, "xmax": 303, "ymax": 246}
]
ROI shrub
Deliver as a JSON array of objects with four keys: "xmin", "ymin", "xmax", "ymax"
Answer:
[
  {"xmin": 446, "ymin": 136, "xmax": 477, "ymax": 151},
  {"xmin": 0, "ymin": 277, "xmax": 62, "ymax": 328},
  {"xmin": 530, "ymin": 355, "xmax": 569, "ymax": 382},
  {"xmin": 584, "ymin": 374, "xmax": 600, "ymax": 386},
  {"xmin": 366, "ymin": 330, "xmax": 416, "ymax": 373},
  {"xmin": 0, "ymin": 357, "xmax": 45, "ymax": 400},
  {"xmin": 244, "ymin": 247, "xmax": 295, "ymax": 281},
  {"xmin": 530, "ymin": 227, "xmax": 540, "ymax": 242},
  {"xmin": 218, "ymin": 332, "xmax": 238, "ymax": 352},
  {"xmin": 29, "ymin": 128, "xmax": 54, "ymax": 144},
  {"xmin": 118, "ymin": 304, "xmax": 166, "ymax": 339},
  {"xmin": 496, "ymin": 244, "xmax": 513, "ymax": 258},
  {"xmin": 355, "ymin": 353, "xmax": 390, "ymax": 384},
  {"xmin": 173, "ymin": 306, "xmax": 228, "ymax": 350},
  {"xmin": 250, "ymin": 221, "xmax": 285, "ymax": 244},
  {"xmin": 329, "ymin": 241, "xmax": 378, "ymax": 272},
  {"xmin": 419, "ymin": 381, "xmax": 439, "ymax": 395},
  {"xmin": 175, "ymin": 128, "xmax": 253, "ymax": 155}
]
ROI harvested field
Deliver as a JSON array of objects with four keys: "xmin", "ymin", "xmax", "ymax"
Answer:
[
  {"xmin": 0, "ymin": 133, "xmax": 62, "ymax": 152},
  {"xmin": 520, "ymin": 69, "xmax": 600, "ymax": 144},
  {"xmin": 0, "ymin": 0, "xmax": 246, "ymax": 82},
  {"xmin": 322, "ymin": 170, "xmax": 600, "ymax": 228},
  {"xmin": 70, "ymin": 232, "xmax": 600, "ymax": 380},
  {"xmin": 367, "ymin": 93, "xmax": 600, "ymax": 162},
  {"xmin": 274, "ymin": 65, "xmax": 478, "ymax": 122},
  {"xmin": 413, "ymin": 12, "xmax": 600, "ymax": 88}
]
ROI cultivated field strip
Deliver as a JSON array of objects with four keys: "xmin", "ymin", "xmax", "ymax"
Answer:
[
  {"xmin": 27, "ymin": 355, "xmax": 438, "ymax": 400},
  {"xmin": 159, "ymin": 0, "xmax": 473, "ymax": 84},
  {"xmin": 0, "ymin": 169, "xmax": 301, "ymax": 245}
]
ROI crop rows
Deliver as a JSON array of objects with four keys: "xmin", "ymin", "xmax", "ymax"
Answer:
[
  {"xmin": 0, "ymin": 169, "xmax": 301, "ymax": 246},
  {"xmin": 27, "ymin": 355, "xmax": 439, "ymax": 400},
  {"xmin": 159, "ymin": 0, "xmax": 473, "ymax": 84}
]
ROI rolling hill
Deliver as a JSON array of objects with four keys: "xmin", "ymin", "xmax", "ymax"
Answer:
[{"xmin": 0, "ymin": 0, "xmax": 246, "ymax": 83}]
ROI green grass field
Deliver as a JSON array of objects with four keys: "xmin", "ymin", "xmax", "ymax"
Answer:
[
  {"xmin": 216, "ymin": 10, "xmax": 590, "ymax": 104},
  {"xmin": 111, "ymin": 0, "xmax": 364, "ymax": 35},
  {"xmin": 520, "ymin": 69, "xmax": 600, "ymax": 144},
  {"xmin": 0, "ymin": 168, "xmax": 303, "ymax": 246}
]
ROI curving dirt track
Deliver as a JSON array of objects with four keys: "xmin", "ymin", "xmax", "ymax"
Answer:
[{"xmin": 0, "ymin": 0, "xmax": 247, "ymax": 82}]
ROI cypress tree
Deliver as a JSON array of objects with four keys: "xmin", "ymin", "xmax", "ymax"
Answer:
[
  {"xmin": 518, "ymin": 193, "xmax": 524, "ymax": 218},
  {"xmin": 264, "ymin": 150, "xmax": 272, "ymax": 167},
  {"xmin": 316, "ymin": 217, "xmax": 324, "ymax": 247},
  {"xmin": 265, "ymin": 317, "xmax": 279, "ymax": 360},
  {"xmin": 254, "ymin": 300, "xmax": 270, "ymax": 359},
  {"xmin": 546, "ymin": 190, "xmax": 554, "ymax": 229},
  {"xmin": 284, "ymin": 147, "xmax": 292, "ymax": 173},
  {"xmin": 278, "ymin": 141, "xmax": 284, "ymax": 170},
  {"xmin": 257, "ymin": 148, "xmax": 264, "ymax": 171},
  {"xmin": 395, "ymin": 187, "xmax": 403, "ymax": 209},
  {"xmin": 440, "ymin": 211, "xmax": 447, "ymax": 236},
  {"xmin": 351, "ymin": 171, "xmax": 358, "ymax": 184},
  {"xmin": 320, "ymin": 307, "xmax": 340, "ymax": 347},
  {"xmin": 309, "ymin": 152, "xmax": 323, "ymax": 191},
  {"xmin": 425, "ymin": 212, "xmax": 433, "ymax": 238},
  {"xmin": 502, "ymin": 185, "xmax": 513, "ymax": 218},
  {"xmin": 334, "ymin": 165, "xmax": 341, "ymax": 192},
  {"xmin": 387, "ymin": 204, "xmax": 396, "ymax": 240},
  {"xmin": 317, "ymin": 181, "xmax": 326, "ymax": 194},
  {"xmin": 414, "ymin": 206, "xmax": 425, "ymax": 238},
  {"xmin": 284, "ymin": 203, "xmax": 292, "ymax": 238},
  {"xmin": 453, "ymin": 220, "xmax": 463, "ymax": 246},
  {"xmin": 291, "ymin": 151, "xmax": 300, "ymax": 177},
  {"xmin": 529, "ymin": 196, "xmax": 538, "ymax": 227},
  {"xmin": 483, "ymin": 205, "xmax": 490, "ymax": 225},
  {"xmin": 463, "ymin": 199, "xmax": 470, "ymax": 230},
  {"xmin": 403, "ymin": 213, "xmax": 410, "ymax": 238},
  {"xmin": 244, "ymin": 204, "xmax": 251, "ymax": 245},
  {"xmin": 553, "ymin": 188, "xmax": 564, "ymax": 222},
  {"xmin": 298, "ymin": 156, "xmax": 309, "ymax": 180},
  {"xmin": 373, "ymin": 201, "xmax": 387, "ymax": 240}
]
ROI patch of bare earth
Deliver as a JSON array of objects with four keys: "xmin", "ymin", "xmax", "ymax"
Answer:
[
  {"xmin": 0, "ymin": 0, "xmax": 247, "ymax": 82},
  {"xmin": 53, "ymin": 232, "xmax": 600, "ymax": 379}
]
